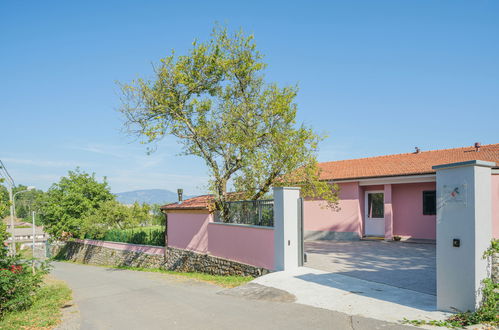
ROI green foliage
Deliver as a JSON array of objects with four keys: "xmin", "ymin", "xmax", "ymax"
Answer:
[
  {"xmin": 484, "ymin": 239, "xmax": 499, "ymax": 258},
  {"xmin": 87, "ymin": 226, "xmax": 165, "ymax": 246},
  {"xmin": 404, "ymin": 279, "xmax": 498, "ymax": 328},
  {"xmin": 0, "ymin": 222, "xmax": 9, "ymax": 253},
  {"xmin": 12, "ymin": 185, "xmax": 45, "ymax": 220},
  {"xmin": 0, "ymin": 252, "xmax": 50, "ymax": 317},
  {"xmin": 119, "ymin": 25, "xmax": 339, "ymax": 218},
  {"xmin": 0, "ymin": 183, "xmax": 46, "ymax": 222},
  {"xmin": 39, "ymin": 168, "xmax": 114, "ymax": 239},
  {"xmin": 35, "ymin": 168, "xmax": 163, "ymax": 240},
  {"xmin": 81, "ymin": 201, "xmax": 154, "ymax": 239},
  {"xmin": 0, "ymin": 181, "xmax": 9, "ymax": 218},
  {"xmin": 0, "ymin": 277, "xmax": 71, "ymax": 329},
  {"xmin": 149, "ymin": 203, "xmax": 166, "ymax": 226}
]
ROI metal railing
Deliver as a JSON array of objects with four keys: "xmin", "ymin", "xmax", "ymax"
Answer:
[{"xmin": 214, "ymin": 199, "xmax": 274, "ymax": 227}]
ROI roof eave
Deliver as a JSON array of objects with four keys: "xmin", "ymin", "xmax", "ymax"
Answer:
[{"xmin": 324, "ymin": 172, "xmax": 437, "ymax": 183}]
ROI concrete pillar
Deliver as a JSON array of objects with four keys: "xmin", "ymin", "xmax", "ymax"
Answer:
[
  {"xmin": 384, "ymin": 184, "xmax": 393, "ymax": 240},
  {"xmin": 433, "ymin": 160, "xmax": 494, "ymax": 312},
  {"xmin": 273, "ymin": 187, "xmax": 301, "ymax": 271}
]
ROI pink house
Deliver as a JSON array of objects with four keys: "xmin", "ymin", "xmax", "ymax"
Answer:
[
  {"xmin": 305, "ymin": 143, "xmax": 499, "ymax": 241},
  {"xmin": 160, "ymin": 143, "xmax": 498, "ymax": 270}
]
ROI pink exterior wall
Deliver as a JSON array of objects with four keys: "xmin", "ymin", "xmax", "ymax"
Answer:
[
  {"xmin": 167, "ymin": 213, "xmax": 210, "ymax": 253},
  {"xmin": 391, "ymin": 182, "xmax": 436, "ymax": 239},
  {"xmin": 303, "ymin": 182, "xmax": 362, "ymax": 237},
  {"xmin": 304, "ymin": 182, "xmax": 437, "ymax": 240},
  {"xmin": 75, "ymin": 239, "xmax": 164, "ymax": 255},
  {"xmin": 207, "ymin": 223, "xmax": 274, "ymax": 269},
  {"xmin": 492, "ymin": 175, "xmax": 499, "ymax": 239}
]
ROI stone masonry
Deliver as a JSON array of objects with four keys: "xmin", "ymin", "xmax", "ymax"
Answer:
[
  {"xmin": 165, "ymin": 246, "xmax": 269, "ymax": 277},
  {"xmin": 52, "ymin": 241, "xmax": 165, "ymax": 269},
  {"xmin": 492, "ymin": 252, "xmax": 499, "ymax": 283},
  {"xmin": 52, "ymin": 240, "xmax": 269, "ymax": 277}
]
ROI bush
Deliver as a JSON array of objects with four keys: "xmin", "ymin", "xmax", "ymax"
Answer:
[
  {"xmin": 0, "ymin": 222, "xmax": 50, "ymax": 317},
  {"xmin": 0, "ymin": 255, "xmax": 50, "ymax": 317},
  {"xmin": 0, "ymin": 277, "xmax": 72, "ymax": 329}
]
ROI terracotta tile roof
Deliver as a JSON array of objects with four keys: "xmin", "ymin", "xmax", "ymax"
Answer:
[
  {"xmin": 318, "ymin": 143, "xmax": 499, "ymax": 181},
  {"xmin": 160, "ymin": 194, "xmax": 213, "ymax": 211}
]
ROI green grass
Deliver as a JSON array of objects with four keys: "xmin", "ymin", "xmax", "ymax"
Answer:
[
  {"xmin": 115, "ymin": 265, "xmax": 254, "ymax": 288},
  {"xmin": 0, "ymin": 276, "xmax": 72, "ymax": 330},
  {"xmin": 18, "ymin": 247, "xmax": 33, "ymax": 259}
]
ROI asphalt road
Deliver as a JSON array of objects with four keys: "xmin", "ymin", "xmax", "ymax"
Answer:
[{"xmin": 51, "ymin": 262, "xmax": 417, "ymax": 330}]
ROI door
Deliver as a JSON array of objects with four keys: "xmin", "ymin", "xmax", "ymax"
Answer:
[{"xmin": 365, "ymin": 191, "xmax": 385, "ymax": 236}]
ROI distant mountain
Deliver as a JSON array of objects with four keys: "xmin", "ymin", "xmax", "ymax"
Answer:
[{"xmin": 115, "ymin": 189, "xmax": 195, "ymax": 205}]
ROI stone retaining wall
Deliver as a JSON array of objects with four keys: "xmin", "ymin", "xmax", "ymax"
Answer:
[
  {"xmin": 52, "ymin": 240, "xmax": 269, "ymax": 277},
  {"xmin": 165, "ymin": 246, "xmax": 269, "ymax": 277},
  {"xmin": 52, "ymin": 241, "xmax": 165, "ymax": 268}
]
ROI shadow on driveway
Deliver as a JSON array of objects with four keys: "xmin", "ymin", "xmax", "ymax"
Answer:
[
  {"xmin": 305, "ymin": 240, "xmax": 436, "ymax": 295},
  {"xmin": 295, "ymin": 270, "xmax": 437, "ymax": 312}
]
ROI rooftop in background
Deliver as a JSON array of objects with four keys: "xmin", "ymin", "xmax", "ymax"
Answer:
[
  {"xmin": 2, "ymin": 216, "xmax": 31, "ymax": 228},
  {"xmin": 318, "ymin": 143, "xmax": 499, "ymax": 181},
  {"xmin": 161, "ymin": 195, "xmax": 213, "ymax": 211}
]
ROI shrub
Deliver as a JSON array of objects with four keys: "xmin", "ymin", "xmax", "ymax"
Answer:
[
  {"xmin": 86, "ymin": 226, "xmax": 165, "ymax": 246},
  {"xmin": 0, "ymin": 256, "xmax": 50, "ymax": 317},
  {"xmin": 0, "ymin": 223, "xmax": 50, "ymax": 317}
]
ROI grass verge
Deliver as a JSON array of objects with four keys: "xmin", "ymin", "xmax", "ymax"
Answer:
[
  {"xmin": 0, "ymin": 275, "xmax": 72, "ymax": 330},
  {"xmin": 115, "ymin": 265, "xmax": 254, "ymax": 288}
]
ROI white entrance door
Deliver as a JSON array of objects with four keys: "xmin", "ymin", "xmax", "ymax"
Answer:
[{"xmin": 365, "ymin": 191, "xmax": 385, "ymax": 237}]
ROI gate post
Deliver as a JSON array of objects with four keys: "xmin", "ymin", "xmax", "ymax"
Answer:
[
  {"xmin": 273, "ymin": 187, "xmax": 301, "ymax": 271},
  {"xmin": 433, "ymin": 160, "xmax": 494, "ymax": 312}
]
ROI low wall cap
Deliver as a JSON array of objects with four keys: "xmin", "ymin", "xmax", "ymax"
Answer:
[
  {"xmin": 272, "ymin": 186, "xmax": 301, "ymax": 191},
  {"xmin": 432, "ymin": 160, "xmax": 496, "ymax": 170}
]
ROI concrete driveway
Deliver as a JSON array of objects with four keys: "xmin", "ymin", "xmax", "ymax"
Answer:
[
  {"xmin": 51, "ymin": 262, "xmax": 415, "ymax": 330},
  {"xmin": 305, "ymin": 240, "xmax": 436, "ymax": 295}
]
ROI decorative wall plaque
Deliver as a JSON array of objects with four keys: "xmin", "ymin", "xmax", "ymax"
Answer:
[{"xmin": 442, "ymin": 184, "xmax": 467, "ymax": 207}]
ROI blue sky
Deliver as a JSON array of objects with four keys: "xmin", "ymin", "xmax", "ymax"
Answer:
[{"xmin": 1, "ymin": 1, "xmax": 498, "ymax": 194}]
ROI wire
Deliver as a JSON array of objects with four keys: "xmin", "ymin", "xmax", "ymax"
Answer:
[{"xmin": 0, "ymin": 159, "xmax": 15, "ymax": 187}]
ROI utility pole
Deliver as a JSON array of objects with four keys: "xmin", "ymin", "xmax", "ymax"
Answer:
[
  {"xmin": 0, "ymin": 160, "xmax": 16, "ymax": 255},
  {"xmin": 11, "ymin": 187, "xmax": 35, "ymax": 256},
  {"xmin": 32, "ymin": 210, "xmax": 36, "ymax": 273},
  {"xmin": 9, "ymin": 186, "xmax": 15, "ymax": 255}
]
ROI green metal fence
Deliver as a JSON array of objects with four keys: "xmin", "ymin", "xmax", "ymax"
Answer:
[{"xmin": 214, "ymin": 199, "xmax": 274, "ymax": 227}]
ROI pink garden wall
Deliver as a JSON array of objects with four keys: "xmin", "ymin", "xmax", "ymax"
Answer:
[
  {"xmin": 208, "ymin": 223, "xmax": 274, "ymax": 269},
  {"xmin": 166, "ymin": 212, "xmax": 275, "ymax": 269},
  {"xmin": 75, "ymin": 239, "xmax": 164, "ymax": 255},
  {"xmin": 492, "ymin": 174, "xmax": 499, "ymax": 239},
  {"xmin": 167, "ymin": 213, "xmax": 210, "ymax": 253}
]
